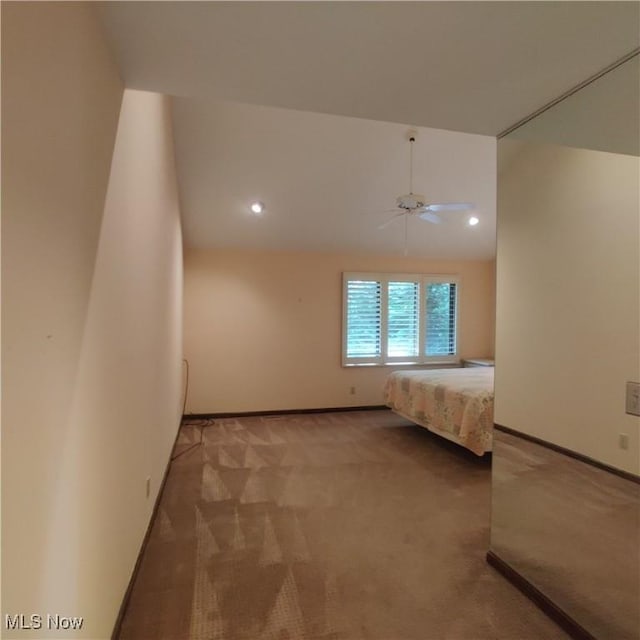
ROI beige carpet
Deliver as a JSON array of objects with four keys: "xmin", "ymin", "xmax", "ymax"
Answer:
[
  {"xmin": 492, "ymin": 429, "xmax": 640, "ymax": 640},
  {"xmin": 118, "ymin": 410, "xmax": 568, "ymax": 640}
]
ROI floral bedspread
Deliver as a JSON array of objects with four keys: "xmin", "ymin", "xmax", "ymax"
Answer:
[{"xmin": 384, "ymin": 367, "xmax": 494, "ymax": 455}]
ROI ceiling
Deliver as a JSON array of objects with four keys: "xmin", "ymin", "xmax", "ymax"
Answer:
[
  {"xmin": 172, "ymin": 100, "xmax": 496, "ymax": 259},
  {"xmin": 97, "ymin": 2, "xmax": 640, "ymax": 259},
  {"xmin": 506, "ymin": 55, "xmax": 639, "ymax": 157}
]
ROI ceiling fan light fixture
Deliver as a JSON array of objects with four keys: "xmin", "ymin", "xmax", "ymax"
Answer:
[
  {"xmin": 397, "ymin": 194, "xmax": 426, "ymax": 210},
  {"xmin": 377, "ymin": 132, "xmax": 479, "ymax": 253}
]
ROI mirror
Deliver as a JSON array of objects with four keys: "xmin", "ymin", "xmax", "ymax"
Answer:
[{"xmin": 491, "ymin": 51, "xmax": 640, "ymax": 640}]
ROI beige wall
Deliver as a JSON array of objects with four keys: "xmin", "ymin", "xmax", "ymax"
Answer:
[
  {"xmin": 2, "ymin": 4, "xmax": 183, "ymax": 638},
  {"xmin": 184, "ymin": 248, "xmax": 495, "ymax": 413},
  {"xmin": 495, "ymin": 141, "xmax": 640, "ymax": 474}
]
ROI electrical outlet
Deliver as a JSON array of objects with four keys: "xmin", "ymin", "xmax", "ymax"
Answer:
[
  {"xmin": 350, "ymin": 386, "xmax": 356, "ymax": 395},
  {"xmin": 145, "ymin": 476, "xmax": 151, "ymax": 498},
  {"xmin": 619, "ymin": 434, "xmax": 629, "ymax": 450},
  {"xmin": 625, "ymin": 381, "xmax": 640, "ymax": 416}
]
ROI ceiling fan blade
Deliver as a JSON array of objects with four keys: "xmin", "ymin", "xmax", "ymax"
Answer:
[
  {"xmin": 378, "ymin": 211, "xmax": 405, "ymax": 229},
  {"xmin": 424, "ymin": 202, "xmax": 475, "ymax": 212},
  {"xmin": 418, "ymin": 211, "xmax": 442, "ymax": 224}
]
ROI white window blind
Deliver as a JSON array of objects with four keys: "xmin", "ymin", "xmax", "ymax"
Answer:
[
  {"xmin": 387, "ymin": 281, "xmax": 419, "ymax": 358},
  {"xmin": 425, "ymin": 282, "xmax": 457, "ymax": 356},
  {"xmin": 345, "ymin": 280, "xmax": 381, "ymax": 359},
  {"xmin": 342, "ymin": 273, "xmax": 459, "ymax": 366}
]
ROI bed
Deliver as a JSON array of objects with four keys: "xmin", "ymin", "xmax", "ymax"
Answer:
[{"xmin": 384, "ymin": 367, "xmax": 494, "ymax": 455}]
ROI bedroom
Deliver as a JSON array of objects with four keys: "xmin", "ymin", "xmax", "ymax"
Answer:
[
  {"xmin": 2, "ymin": 2, "xmax": 638, "ymax": 640},
  {"xmin": 178, "ymin": 101, "xmax": 497, "ymax": 415}
]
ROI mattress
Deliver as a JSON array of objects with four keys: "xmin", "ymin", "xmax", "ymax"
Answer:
[{"xmin": 384, "ymin": 367, "xmax": 494, "ymax": 455}]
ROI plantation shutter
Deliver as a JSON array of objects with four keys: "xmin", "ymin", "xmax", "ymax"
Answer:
[
  {"xmin": 343, "ymin": 272, "xmax": 458, "ymax": 366},
  {"xmin": 387, "ymin": 281, "xmax": 419, "ymax": 358},
  {"xmin": 425, "ymin": 282, "xmax": 457, "ymax": 356},
  {"xmin": 345, "ymin": 279, "xmax": 382, "ymax": 360}
]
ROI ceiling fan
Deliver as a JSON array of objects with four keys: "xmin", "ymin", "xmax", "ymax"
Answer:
[{"xmin": 379, "ymin": 131, "xmax": 475, "ymax": 232}]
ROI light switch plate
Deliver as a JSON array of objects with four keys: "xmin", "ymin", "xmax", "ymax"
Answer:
[{"xmin": 626, "ymin": 381, "xmax": 640, "ymax": 416}]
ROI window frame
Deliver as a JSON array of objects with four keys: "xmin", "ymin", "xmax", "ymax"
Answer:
[{"xmin": 342, "ymin": 272, "xmax": 460, "ymax": 367}]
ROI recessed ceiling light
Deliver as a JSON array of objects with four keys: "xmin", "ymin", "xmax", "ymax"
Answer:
[
  {"xmin": 250, "ymin": 201, "xmax": 265, "ymax": 215},
  {"xmin": 468, "ymin": 216, "xmax": 479, "ymax": 226}
]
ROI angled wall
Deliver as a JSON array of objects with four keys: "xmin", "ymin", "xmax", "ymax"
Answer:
[{"xmin": 2, "ymin": 3, "xmax": 183, "ymax": 637}]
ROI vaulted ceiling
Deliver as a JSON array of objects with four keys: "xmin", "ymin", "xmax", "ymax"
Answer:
[{"xmin": 98, "ymin": 2, "xmax": 640, "ymax": 258}]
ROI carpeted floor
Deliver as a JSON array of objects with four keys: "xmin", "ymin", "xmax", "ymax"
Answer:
[
  {"xmin": 118, "ymin": 410, "xmax": 568, "ymax": 640},
  {"xmin": 491, "ymin": 429, "xmax": 640, "ymax": 640}
]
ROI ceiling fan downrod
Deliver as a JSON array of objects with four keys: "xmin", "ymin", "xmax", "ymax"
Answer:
[{"xmin": 409, "ymin": 135, "xmax": 415, "ymax": 194}]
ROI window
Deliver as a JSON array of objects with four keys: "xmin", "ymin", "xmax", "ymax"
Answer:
[{"xmin": 342, "ymin": 272, "xmax": 459, "ymax": 366}]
